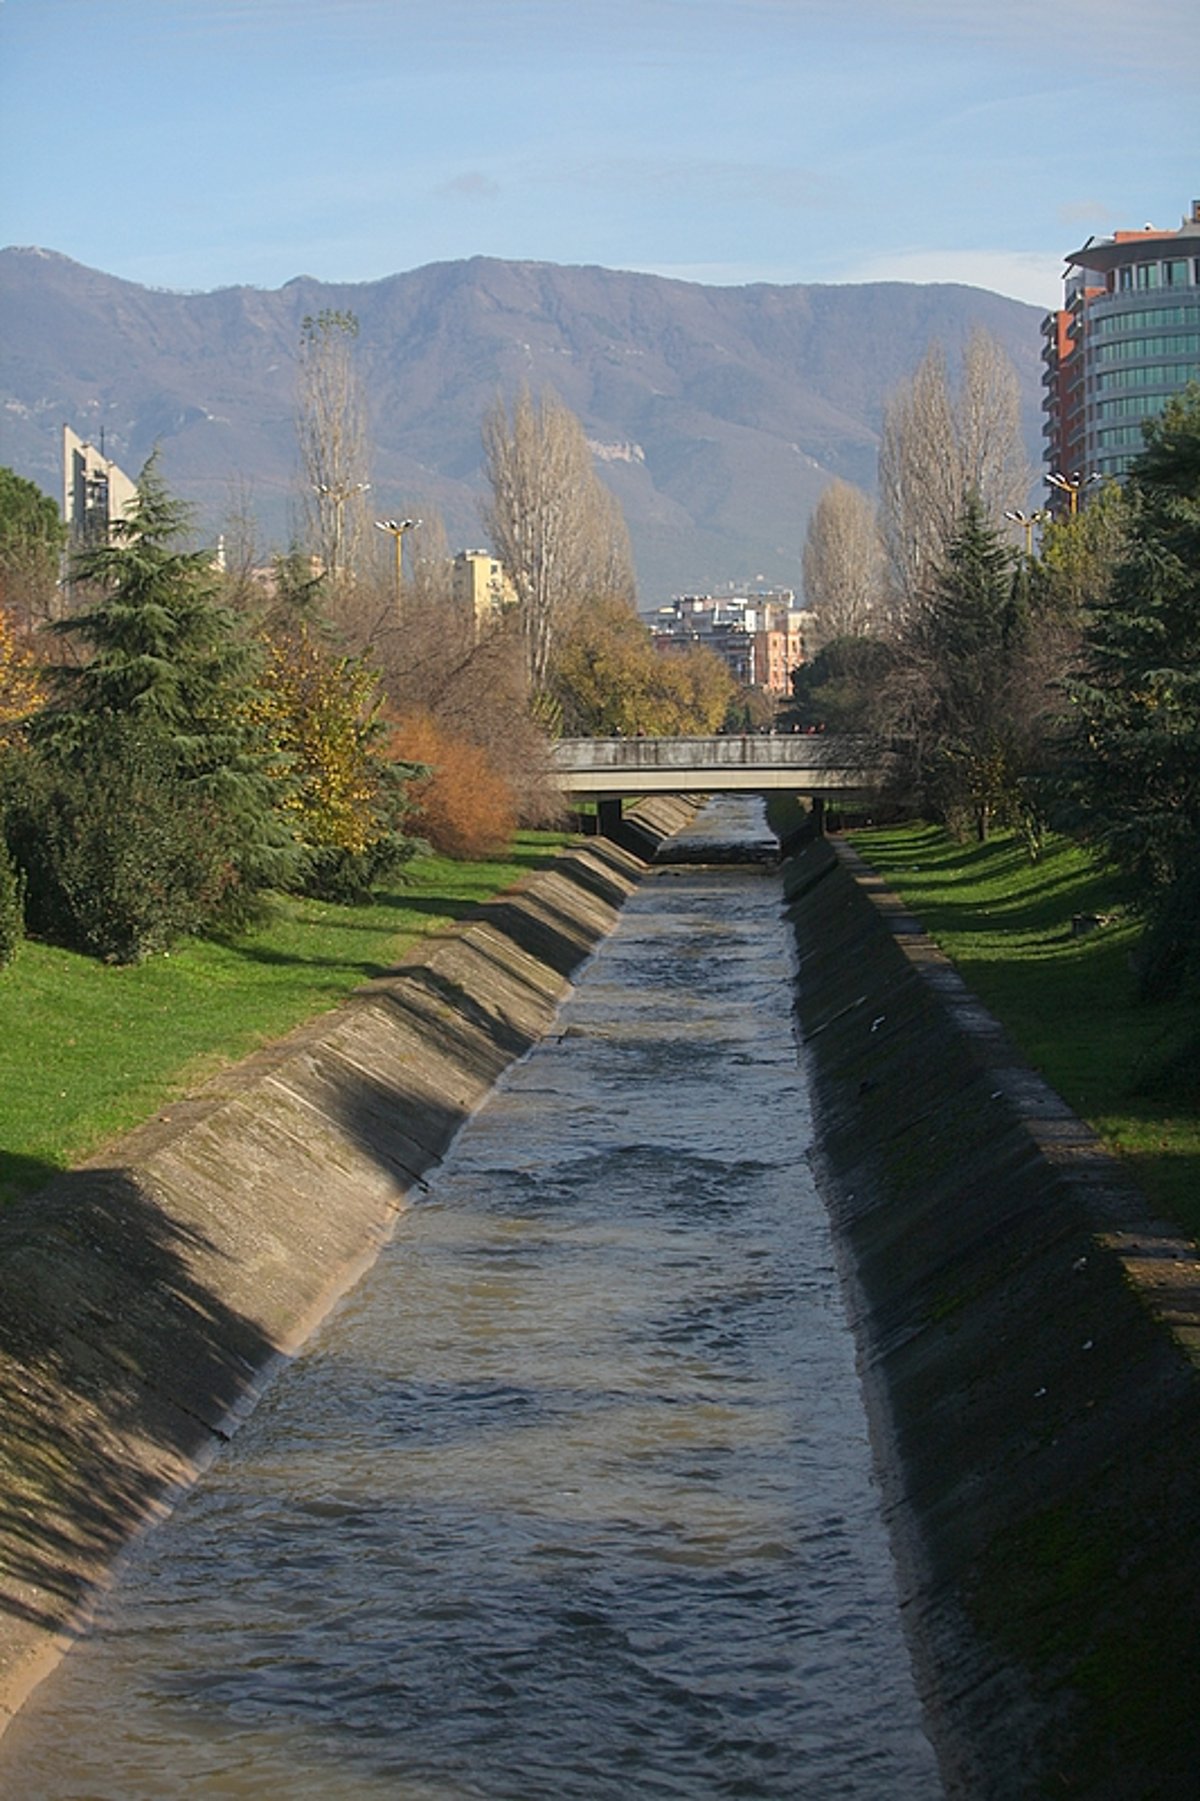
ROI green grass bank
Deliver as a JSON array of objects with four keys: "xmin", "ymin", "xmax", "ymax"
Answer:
[
  {"xmin": 0, "ymin": 831, "xmax": 574, "ymax": 1207},
  {"xmin": 844, "ymin": 822, "xmax": 1199, "ymax": 1243}
]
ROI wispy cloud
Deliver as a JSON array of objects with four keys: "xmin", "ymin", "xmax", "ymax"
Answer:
[
  {"xmin": 437, "ymin": 172, "xmax": 502, "ymax": 203},
  {"xmin": 834, "ymin": 247, "xmax": 1064, "ymax": 311}
]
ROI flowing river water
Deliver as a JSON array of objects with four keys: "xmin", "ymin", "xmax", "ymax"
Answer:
[{"xmin": 2, "ymin": 798, "xmax": 942, "ymax": 1799}]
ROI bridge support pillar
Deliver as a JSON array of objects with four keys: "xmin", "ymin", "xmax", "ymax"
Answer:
[
  {"xmin": 597, "ymin": 797, "xmax": 624, "ymax": 839},
  {"xmin": 811, "ymin": 797, "xmax": 826, "ymax": 836}
]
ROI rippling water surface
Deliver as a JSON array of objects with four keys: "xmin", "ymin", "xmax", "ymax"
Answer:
[{"xmin": 2, "ymin": 799, "xmax": 941, "ymax": 1799}]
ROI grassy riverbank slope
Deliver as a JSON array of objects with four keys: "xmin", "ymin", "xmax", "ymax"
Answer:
[
  {"xmin": 845, "ymin": 822, "xmax": 1200, "ymax": 1244},
  {"xmin": 0, "ymin": 832, "xmax": 573, "ymax": 1208}
]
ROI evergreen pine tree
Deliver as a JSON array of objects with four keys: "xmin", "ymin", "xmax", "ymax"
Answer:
[
  {"xmin": 907, "ymin": 493, "xmax": 1023, "ymax": 839},
  {"xmin": 1057, "ymin": 385, "xmax": 1200, "ymax": 997},
  {"xmin": 53, "ymin": 455, "xmax": 298, "ymax": 882},
  {"xmin": 18, "ymin": 455, "xmax": 301, "ymax": 954}
]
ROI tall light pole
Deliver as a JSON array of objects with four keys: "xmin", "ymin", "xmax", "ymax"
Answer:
[
  {"xmin": 1004, "ymin": 508, "xmax": 1050, "ymax": 557},
  {"xmin": 1046, "ymin": 470, "xmax": 1101, "ymax": 517},
  {"xmin": 374, "ymin": 517, "xmax": 422, "ymax": 607}
]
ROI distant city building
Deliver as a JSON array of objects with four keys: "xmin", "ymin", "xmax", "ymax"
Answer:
[
  {"xmin": 1042, "ymin": 198, "xmax": 1200, "ymax": 501},
  {"xmin": 650, "ymin": 590, "xmax": 814, "ymax": 694},
  {"xmin": 451, "ymin": 549, "xmax": 516, "ymax": 632},
  {"xmin": 62, "ymin": 425, "xmax": 137, "ymax": 551}
]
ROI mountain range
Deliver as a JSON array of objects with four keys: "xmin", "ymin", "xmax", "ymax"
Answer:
[{"xmin": 0, "ymin": 247, "xmax": 1045, "ymax": 604}]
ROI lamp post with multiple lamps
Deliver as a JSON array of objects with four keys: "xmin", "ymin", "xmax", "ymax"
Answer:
[
  {"xmin": 1003, "ymin": 507, "xmax": 1050, "ymax": 557},
  {"xmin": 1046, "ymin": 470, "xmax": 1102, "ymax": 516},
  {"xmin": 374, "ymin": 517, "xmax": 422, "ymax": 608}
]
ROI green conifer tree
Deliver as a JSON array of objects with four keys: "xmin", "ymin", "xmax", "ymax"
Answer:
[
  {"xmin": 16, "ymin": 455, "xmax": 301, "ymax": 955},
  {"xmin": 906, "ymin": 493, "xmax": 1023, "ymax": 839},
  {"xmin": 1057, "ymin": 385, "xmax": 1200, "ymax": 997}
]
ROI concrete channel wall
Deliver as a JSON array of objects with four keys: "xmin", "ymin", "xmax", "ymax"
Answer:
[
  {"xmin": 784, "ymin": 835, "xmax": 1200, "ymax": 1801},
  {"xmin": 0, "ymin": 798, "xmax": 700, "ymax": 1734},
  {"xmin": 4, "ymin": 808, "xmax": 1198, "ymax": 1797}
]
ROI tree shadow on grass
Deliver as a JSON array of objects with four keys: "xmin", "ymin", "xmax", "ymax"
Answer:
[
  {"xmin": 204, "ymin": 939, "xmax": 398, "ymax": 981},
  {"xmin": 0, "ymin": 1152, "xmax": 66, "ymax": 1211}
]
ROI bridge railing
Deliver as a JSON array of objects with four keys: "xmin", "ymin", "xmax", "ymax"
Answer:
[{"xmin": 550, "ymin": 734, "xmax": 879, "ymax": 772}]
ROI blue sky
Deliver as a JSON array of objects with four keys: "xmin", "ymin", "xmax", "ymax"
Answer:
[{"xmin": 2, "ymin": 0, "xmax": 1197, "ymax": 310}]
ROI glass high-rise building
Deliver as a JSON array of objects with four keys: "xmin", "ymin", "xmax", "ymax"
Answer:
[{"xmin": 1042, "ymin": 199, "xmax": 1200, "ymax": 505}]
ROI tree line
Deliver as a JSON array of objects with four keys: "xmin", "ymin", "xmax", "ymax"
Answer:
[
  {"xmin": 4, "ymin": 308, "xmax": 1197, "ymax": 1016},
  {"xmin": 0, "ymin": 317, "xmax": 732, "ymax": 968},
  {"xmin": 796, "ymin": 335, "xmax": 1200, "ymax": 1008}
]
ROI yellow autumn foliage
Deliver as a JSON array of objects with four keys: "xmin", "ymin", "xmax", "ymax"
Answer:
[
  {"xmin": 0, "ymin": 603, "xmax": 46, "ymax": 745},
  {"xmin": 258, "ymin": 625, "xmax": 390, "ymax": 853},
  {"xmin": 553, "ymin": 595, "xmax": 733, "ymax": 736}
]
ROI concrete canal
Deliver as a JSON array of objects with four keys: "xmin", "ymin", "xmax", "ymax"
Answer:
[{"xmin": 0, "ymin": 798, "xmax": 940, "ymax": 1798}]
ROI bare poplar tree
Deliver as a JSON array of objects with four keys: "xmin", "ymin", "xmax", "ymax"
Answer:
[
  {"xmin": 585, "ymin": 481, "xmax": 638, "ymax": 611},
  {"xmin": 296, "ymin": 309, "xmax": 371, "ymax": 588},
  {"xmin": 957, "ymin": 328, "xmax": 1033, "ymax": 526},
  {"xmin": 404, "ymin": 514, "xmax": 453, "ymax": 612},
  {"xmin": 801, "ymin": 478, "xmax": 886, "ymax": 641},
  {"xmin": 216, "ymin": 474, "xmax": 265, "ymax": 614},
  {"xmin": 877, "ymin": 330, "xmax": 1030, "ymax": 622},
  {"xmin": 482, "ymin": 386, "xmax": 629, "ymax": 693},
  {"xmin": 877, "ymin": 343, "xmax": 963, "ymax": 619}
]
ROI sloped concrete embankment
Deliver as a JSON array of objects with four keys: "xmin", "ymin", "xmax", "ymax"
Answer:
[
  {"xmin": 785, "ymin": 837, "xmax": 1200, "ymax": 1801},
  {"xmin": 0, "ymin": 798, "xmax": 698, "ymax": 1733}
]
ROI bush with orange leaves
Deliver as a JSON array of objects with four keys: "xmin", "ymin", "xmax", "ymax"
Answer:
[{"xmin": 388, "ymin": 711, "xmax": 516, "ymax": 859}]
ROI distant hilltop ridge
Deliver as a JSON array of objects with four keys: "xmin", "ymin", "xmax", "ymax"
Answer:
[{"xmin": 0, "ymin": 247, "xmax": 1043, "ymax": 602}]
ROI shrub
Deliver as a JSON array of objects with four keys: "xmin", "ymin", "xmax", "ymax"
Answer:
[
  {"xmin": 0, "ymin": 830, "xmax": 23, "ymax": 971},
  {"xmin": 257, "ymin": 625, "xmax": 423, "ymax": 902},
  {"xmin": 4, "ymin": 720, "xmax": 250, "ymax": 963},
  {"xmin": 388, "ymin": 712, "xmax": 516, "ymax": 858},
  {"xmin": 0, "ymin": 601, "xmax": 47, "ymax": 743},
  {"xmin": 299, "ymin": 816, "xmax": 423, "ymax": 904}
]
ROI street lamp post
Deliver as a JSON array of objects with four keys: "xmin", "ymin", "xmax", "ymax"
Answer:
[
  {"xmin": 1046, "ymin": 470, "xmax": 1101, "ymax": 517},
  {"xmin": 374, "ymin": 517, "xmax": 422, "ymax": 607},
  {"xmin": 1004, "ymin": 508, "xmax": 1050, "ymax": 556}
]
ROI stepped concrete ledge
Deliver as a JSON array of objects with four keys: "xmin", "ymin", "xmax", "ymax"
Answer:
[
  {"xmin": 786, "ymin": 835, "xmax": 1200, "ymax": 1801},
  {"xmin": 0, "ymin": 797, "xmax": 699, "ymax": 1734}
]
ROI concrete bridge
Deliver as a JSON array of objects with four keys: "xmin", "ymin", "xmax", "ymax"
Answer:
[{"xmin": 551, "ymin": 734, "xmax": 887, "ymax": 835}]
